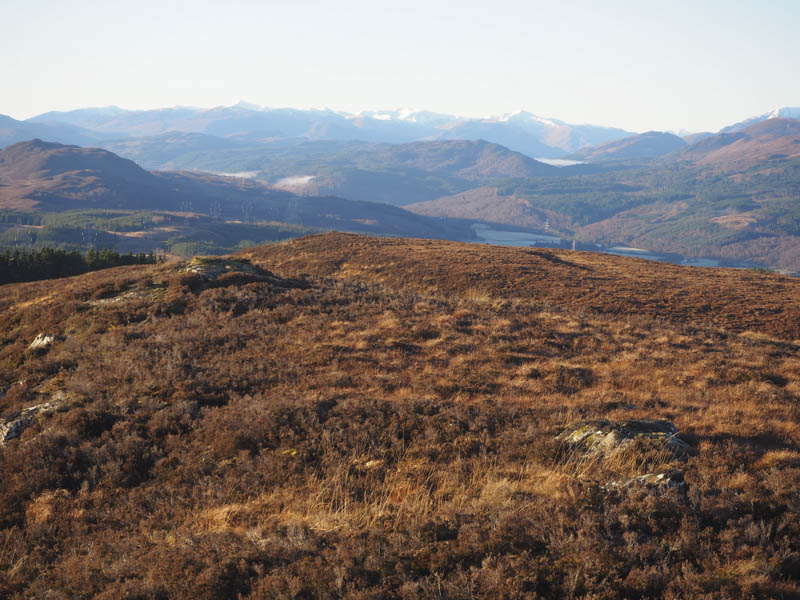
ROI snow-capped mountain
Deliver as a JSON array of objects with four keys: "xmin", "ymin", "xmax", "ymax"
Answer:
[
  {"xmin": 489, "ymin": 110, "xmax": 560, "ymax": 127},
  {"xmin": 353, "ymin": 109, "xmax": 455, "ymax": 127},
  {"xmin": 720, "ymin": 106, "xmax": 800, "ymax": 133},
  {"xmin": 767, "ymin": 107, "xmax": 800, "ymax": 120},
  {"xmin": 24, "ymin": 103, "xmax": 636, "ymax": 157}
]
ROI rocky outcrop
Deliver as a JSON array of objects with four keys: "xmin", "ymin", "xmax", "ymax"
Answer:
[
  {"xmin": 89, "ymin": 283, "xmax": 167, "ymax": 306},
  {"xmin": 604, "ymin": 470, "xmax": 687, "ymax": 495},
  {"xmin": 0, "ymin": 402, "xmax": 56, "ymax": 445},
  {"xmin": 557, "ymin": 419, "xmax": 693, "ymax": 496},
  {"xmin": 28, "ymin": 334, "xmax": 54, "ymax": 352},
  {"xmin": 557, "ymin": 419, "xmax": 692, "ymax": 458},
  {"xmin": 180, "ymin": 257, "xmax": 264, "ymax": 279}
]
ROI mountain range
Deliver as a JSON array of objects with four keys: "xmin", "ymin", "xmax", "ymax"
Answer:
[
  {"xmin": 2, "ymin": 103, "xmax": 800, "ymax": 269},
  {"xmin": 2, "ymin": 102, "xmax": 797, "ymax": 164},
  {"xmin": 23, "ymin": 103, "xmax": 633, "ymax": 157}
]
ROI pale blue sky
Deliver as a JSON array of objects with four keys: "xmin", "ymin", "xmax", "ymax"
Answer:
[{"xmin": 2, "ymin": 0, "xmax": 798, "ymax": 132}]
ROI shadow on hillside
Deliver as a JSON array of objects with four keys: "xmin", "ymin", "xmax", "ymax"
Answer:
[
  {"xmin": 528, "ymin": 250, "xmax": 593, "ymax": 270},
  {"xmin": 695, "ymin": 431, "xmax": 799, "ymax": 457}
]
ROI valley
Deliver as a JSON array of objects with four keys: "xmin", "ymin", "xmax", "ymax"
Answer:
[{"xmin": 3, "ymin": 104, "xmax": 800, "ymax": 273}]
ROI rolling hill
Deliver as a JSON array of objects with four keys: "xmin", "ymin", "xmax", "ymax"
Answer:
[
  {"xmin": 90, "ymin": 131, "xmax": 259, "ymax": 171},
  {"xmin": 569, "ymin": 131, "xmax": 687, "ymax": 162},
  {"xmin": 0, "ymin": 114, "xmax": 112, "ymax": 149},
  {"xmin": 0, "ymin": 140, "xmax": 475, "ymax": 253},
  {"xmin": 677, "ymin": 118, "xmax": 800, "ymax": 171},
  {"xmin": 0, "ymin": 139, "xmax": 280, "ymax": 214},
  {"xmin": 99, "ymin": 136, "xmax": 561, "ymax": 206},
  {"xmin": 0, "ymin": 138, "xmax": 152, "ymax": 182},
  {"xmin": 406, "ymin": 186, "xmax": 565, "ymax": 232},
  {"xmin": 2, "ymin": 233, "xmax": 800, "ymax": 597},
  {"xmin": 257, "ymin": 138, "xmax": 561, "ymax": 206}
]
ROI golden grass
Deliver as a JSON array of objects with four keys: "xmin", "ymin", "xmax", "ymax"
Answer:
[{"xmin": 2, "ymin": 233, "xmax": 800, "ymax": 597}]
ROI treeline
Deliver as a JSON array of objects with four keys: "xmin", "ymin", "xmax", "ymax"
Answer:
[
  {"xmin": 0, "ymin": 213, "xmax": 42, "ymax": 226},
  {"xmin": 0, "ymin": 247, "xmax": 160, "ymax": 285}
]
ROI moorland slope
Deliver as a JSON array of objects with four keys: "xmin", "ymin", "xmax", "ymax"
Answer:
[{"xmin": 2, "ymin": 233, "xmax": 800, "ymax": 598}]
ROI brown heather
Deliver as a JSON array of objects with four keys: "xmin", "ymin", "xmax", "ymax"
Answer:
[{"xmin": 0, "ymin": 232, "xmax": 800, "ymax": 598}]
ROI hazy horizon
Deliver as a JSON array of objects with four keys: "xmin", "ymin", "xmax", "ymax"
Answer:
[
  {"xmin": 12, "ymin": 100, "xmax": 800, "ymax": 136},
  {"xmin": 2, "ymin": 0, "xmax": 799, "ymax": 133}
]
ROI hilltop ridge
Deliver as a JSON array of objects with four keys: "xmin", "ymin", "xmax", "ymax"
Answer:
[
  {"xmin": 569, "ymin": 131, "xmax": 687, "ymax": 162},
  {"xmin": 678, "ymin": 118, "xmax": 800, "ymax": 170},
  {"xmin": 2, "ymin": 233, "xmax": 800, "ymax": 597},
  {"xmin": 0, "ymin": 139, "xmax": 151, "ymax": 182},
  {"xmin": 241, "ymin": 232, "xmax": 800, "ymax": 338}
]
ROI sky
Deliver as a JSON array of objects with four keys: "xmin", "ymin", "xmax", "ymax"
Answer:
[{"xmin": 2, "ymin": 0, "xmax": 798, "ymax": 133}]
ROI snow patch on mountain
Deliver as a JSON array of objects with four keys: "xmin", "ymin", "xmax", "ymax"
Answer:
[
  {"xmin": 235, "ymin": 100, "xmax": 262, "ymax": 111},
  {"xmin": 493, "ymin": 110, "xmax": 559, "ymax": 128},
  {"xmin": 768, "ymin": 107, "xmax": 800, "ymax": 120}
]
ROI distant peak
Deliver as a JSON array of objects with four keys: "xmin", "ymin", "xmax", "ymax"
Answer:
[
  {"xmin": 669, "ymin": 129, "xmax": 696, "ymax": 137},
  {"xmin": 234, "ymin": 100, "xmax": 262, "ymax": 111},
  {"xmin": 767, "ymin": 107, "xmax": 800, "ymax": 120},
  {"xmin": 11, "ymin": 138, "xmax": 66, "ymax": 150},
  {"xmin": 490, "ymin": 110, "xmax": 557, "ymax": 127}
]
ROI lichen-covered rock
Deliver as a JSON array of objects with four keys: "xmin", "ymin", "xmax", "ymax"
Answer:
[
  {"xmin": 0, "ymin": 402, "xmax": 56, "ymax": 445},
  {"xmin": 28, "ymin": 333, "xmax": 54, "ymax": 352},
  {"xmin": 90, "ymin": 283, "xmax": 167, "ymax": 306},
  {"xmin": 557, "ymin": 419, "xmax": 692, "ymax": 458},
  {"xmin": 180, "ymin": 257, "xmax": 264, "ymax": 279},
  {"xmin": 604, "ymin": 470, "xmax": 687, "ymax": 495}
]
